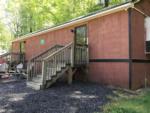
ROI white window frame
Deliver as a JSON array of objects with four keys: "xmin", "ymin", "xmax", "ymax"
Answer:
[{"xmin": 145, "ymin": 17, "xmax": 150, "ymax": 41}]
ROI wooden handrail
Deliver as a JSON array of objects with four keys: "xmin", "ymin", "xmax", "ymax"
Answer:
[
  {"xmin": 0, "ymin": 52, "xmax": 21, "ymax": 58},
  {"xmin": 30, "ymin": 44, "xmax": 63, "ymax": 61},
  {"xmin": 0, "ymin": 53, "xmax": 10, "ymax": 58},
  {"xmin": 43, "ymin": 42, "xmax": 73, "ymax": 61},
  {"xmin": 27, "ymin": 43, "xmax": 72, "ymax": 81},
  {"xmin": 41, "ymin": 42, "xmax": 74, "ymax": 84},
  {"xmin": 28, "ymin": 41, "xmax": 88, "ymax": 85}
]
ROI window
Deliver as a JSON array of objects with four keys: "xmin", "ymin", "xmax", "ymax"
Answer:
[
  {"xmin": 40, "ymin": 39, "xmax": 45, "ymax": 45},
  {"xmin": 145, "ymin": 17, "xmax": 150, "ymax": 53},
  {"xmin": 75, "ymin": 26, "xmax": 87, "ymax": 46}
]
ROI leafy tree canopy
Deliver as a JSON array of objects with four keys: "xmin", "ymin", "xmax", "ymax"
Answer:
[
  {"xmin": 0, "ymin": 22, "xmax": 12, "ymax": 50},
  {"xmin": 6, "ymin": 0, "xmax": 128, "ymax": 37}
]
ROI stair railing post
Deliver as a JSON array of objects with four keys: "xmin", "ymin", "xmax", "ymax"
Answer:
[
  {"xmin": 27, "ymin": 61, "xmax": 33, "ymax": 81},
  {"xmin": 27, "ymin": 61, "xmax": 30, "ymax": 81},
  {"xmin": 42, "ymin": 60, "xmax": 47, "ymax": 88},
  {"xmin": 68, "ymin": 66, "xmax": 73, "ymax": 85},
  {"xmin": 86, "ymin": 45, "xmax": 89, "ymax": 64},
  {"xmin": 71, "ymin": 43, "xmax": 74, "ymax": 67}
]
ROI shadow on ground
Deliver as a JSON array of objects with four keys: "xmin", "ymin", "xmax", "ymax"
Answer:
[{"xmin": 0, "ymin": 80, "xmax": 114, "ymax": 113}]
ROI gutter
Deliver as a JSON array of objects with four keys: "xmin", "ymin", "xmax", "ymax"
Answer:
[
  {"xmin": 131, "ymin": 0, "xmax": 149, "ymax": 17},
  {"xmin": 12, "ymin": 2, "xmax": 134, "ymax": 43},
  {"xmin": 132, "ymin": 7, "xmax": 149, "ymax": 17}
]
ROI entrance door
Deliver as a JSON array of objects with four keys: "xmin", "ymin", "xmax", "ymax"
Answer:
[
  {"xmin": 19, "ymin": 41, "xmax": 26, "ymax": 63},
  {"xmin": 74, "ymin": 25, "xmax": 88, "ymax": 66}
]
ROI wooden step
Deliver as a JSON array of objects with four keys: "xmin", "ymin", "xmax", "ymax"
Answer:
[
  {"xmin": 27, "ymin": 61, "xmax": 72, "ymax": 90},
  {"xmin": 27, "ymin": 74, "xmax": 43, "ymax": 90},
  {"xmin": 36, "ymin": 74, "xmax": 42, "ymax": 78},
  {"xmin": 45, "ymin": 66, "xmax": 69, "ymax": 88},
  {"xmin": 46, "ymin": 68, "xmax": 57, "ymax": 76},
  {"xmin": 27, "ymin": 81, "xmax": 42, "ymax": 90},
  {"xmin": 32, "ymin": 77, "xmax": 43, "ymax": 83}
]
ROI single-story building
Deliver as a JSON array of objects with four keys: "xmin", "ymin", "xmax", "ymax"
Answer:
[{"xmin": 11, "ymin": 0, "xmax": 150, "ymax": 90}]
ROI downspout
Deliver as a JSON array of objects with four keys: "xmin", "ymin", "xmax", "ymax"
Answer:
[
  {"xmin": 128, "ymin": 0, "xmax": 141, "ymax": 89},
  {"xmin": 128, "ymin": 8, "xmax": 132, "ymax": 89}
]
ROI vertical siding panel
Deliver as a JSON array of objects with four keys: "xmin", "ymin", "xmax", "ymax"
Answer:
[{"xmin": 88, "ymin": 11, "xmax": 129, "ymax": 88}]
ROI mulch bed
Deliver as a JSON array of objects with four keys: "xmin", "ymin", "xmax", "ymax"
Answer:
[{"xmin": 0, "ymin": 80, "xmax": 113, "ymax": 113}]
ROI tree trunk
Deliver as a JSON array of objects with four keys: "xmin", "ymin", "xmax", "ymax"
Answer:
[{"xmin": 105, "ymin": 0, "xmax": 109, "ymax": 7}]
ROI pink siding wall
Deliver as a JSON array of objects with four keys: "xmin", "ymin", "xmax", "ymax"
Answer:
[
  {"xmin": 88, "ymin": 11, "xmax": 129, "ymax": 59},
  {"xmin": 13, "ymin": 27, "xmax": 74, "ymax": 61},
  {"xmin": 89, "ymin": 63, "xmax": 129, "ymax": 88},
  {"xmin": 131, "ymin": 9, "xmax": 150, "ymax": 59},
  {"xmin": 131, "ymin": 63, "xmax": 150, "ymax": 89},
  {"xmin": 12, "ymin": 42, "xmax": 20, "ymax": 53},
  {"xmin": 25, "ymin": 27, "xmax": 74, "ymax": 60},
  {"xmin": 88, "ymin": 11, "xmax": 129, "ymax": 88}
]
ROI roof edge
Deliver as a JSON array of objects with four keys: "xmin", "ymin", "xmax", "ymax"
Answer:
[{"xmin": 12, "ymin": 2, "xmax": 135, "ymax": 43}]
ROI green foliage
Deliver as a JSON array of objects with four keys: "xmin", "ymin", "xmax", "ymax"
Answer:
[
  {"xmin": 110, "ymin": 0, "xmax": 129, "ymax": 5},
  {"xmin": 103, "ymin": 90, "xmax": 150, "ymax": 113},
  {"xmin": 0, "ymin": 22, "xmax": 13, "ymax": 50},
  {"xmin": 6, "ymin": 0, "xmax": 129, "ymax": 37},
  {"xmin": 0, "ymin": 0, "xmax": 132, "ymax": 51},
  {"xmin": 6, "ymin": 0, "xmax": 100, "ymax": 37}
]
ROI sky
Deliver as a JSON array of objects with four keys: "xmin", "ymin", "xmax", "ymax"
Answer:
[
  {"xmin": 0, "ymin": 0, "xmax": 11, "ymax": 51},
  {"xmin": 0, "ymin": 0, "xmax": 7, "ymax": 22},
  {"xmin": 0, "ymin": 0, "xmax": 11, "ymax": 26}
]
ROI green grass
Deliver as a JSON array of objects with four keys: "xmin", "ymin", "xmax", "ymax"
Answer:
[{"xmin": 102, "ymin": 89, "xmax": 150, "ymax": 113}]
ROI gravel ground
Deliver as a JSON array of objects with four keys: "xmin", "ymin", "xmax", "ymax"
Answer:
[{"xmin": 0, "ymin": 80, "xmax": 113, "ymax": 113}]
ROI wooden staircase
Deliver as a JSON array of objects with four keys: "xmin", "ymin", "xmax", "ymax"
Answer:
[{"xmin": 27, "ymin": 42, "xmax": 88, "ymax": 90}]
